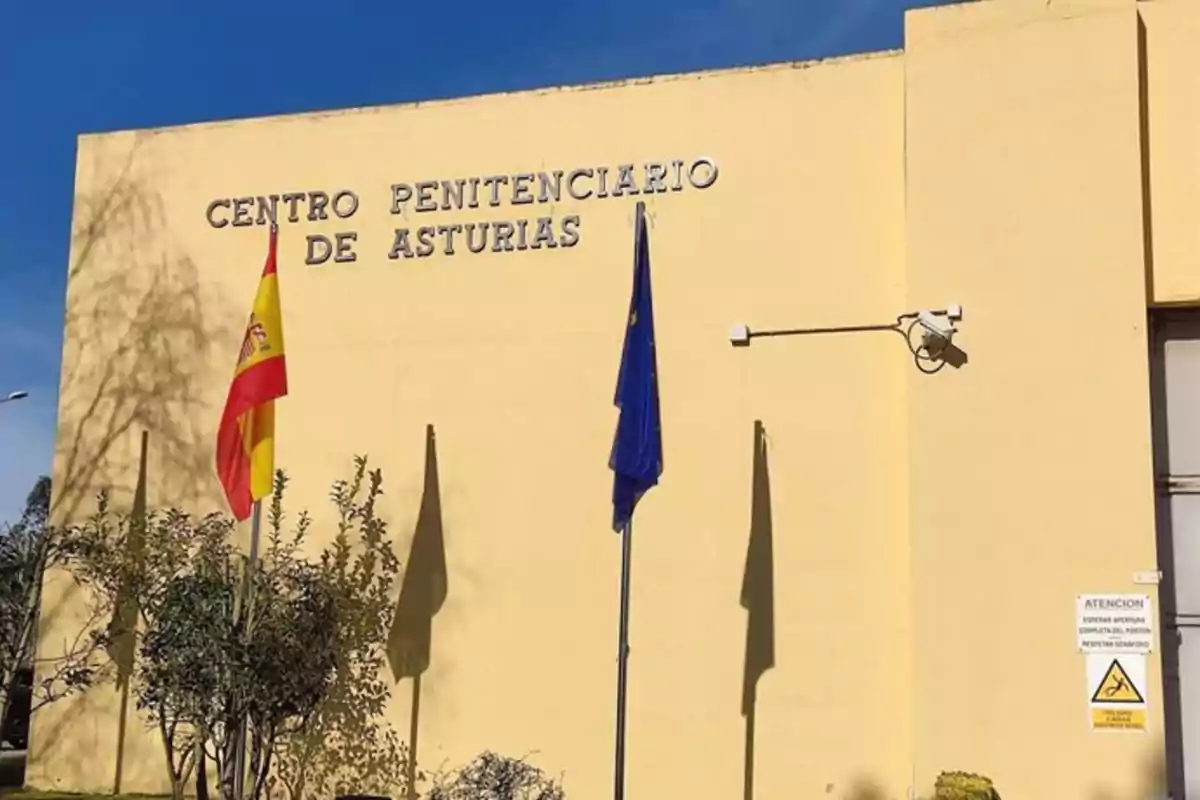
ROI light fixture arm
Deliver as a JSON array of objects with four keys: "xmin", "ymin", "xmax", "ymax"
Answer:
[{"xmin": 728, "ymin": 306, "xmax": 963, "ymax": 374}]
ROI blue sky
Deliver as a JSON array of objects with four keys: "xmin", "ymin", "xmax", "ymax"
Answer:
[{"xmin": 0, "ymin": 0, "xmax": 937, "ymax": 525}]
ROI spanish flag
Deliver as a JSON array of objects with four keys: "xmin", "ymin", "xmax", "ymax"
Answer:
[{"xmin": 216, "ymin": 227, "xmax": 288, "ymax": 521}]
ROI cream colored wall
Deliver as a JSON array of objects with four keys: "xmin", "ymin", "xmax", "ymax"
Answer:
[
  {"xmin": 1140, "ymin": 0, "xmax": 1200, "ymax": 306},
  {"xmin": 904, "ymin": 1, "xmax": 1162, "ymax": 797},
  {"xmin": 30, "ymin": 54, "xmax": 914, "ymax": 798}
]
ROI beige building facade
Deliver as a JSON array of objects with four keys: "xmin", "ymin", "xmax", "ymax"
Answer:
[{"xmin": 28, "ymin": 0, "xmax": 1200, "ymax": 797}]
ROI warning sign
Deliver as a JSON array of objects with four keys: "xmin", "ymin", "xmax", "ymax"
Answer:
[
  {"xmin": 1092, "ymin": 708, "xmax": 1147, "ymax": 731},
  {"xmin": 1091, "ymin": 659, "xmax": 1145, "ymax": 703},
  {"xmin": 1076, "ymin": 594, "xmax": 1154, "ymax": 654},
  {"xmin": 1087, "ymin": 653, "xmax": 1147, "ymax": 733}
]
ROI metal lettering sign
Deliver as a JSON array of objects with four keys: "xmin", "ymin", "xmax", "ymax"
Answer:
[{"xmin": 203, "ymin": 158, "xmax": 720, "ymax": 264}]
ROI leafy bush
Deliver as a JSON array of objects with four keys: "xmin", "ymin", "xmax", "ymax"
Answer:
[
  {"xmin": 837, "ymin": 771, "xmax": 999, "ymax": 800},
  {"xmin": 1, "ymin": 476, "xmax": 107, "ymax": 725},
  {"xmin": 272, "ymin": 458, "xmax": 411, "ymax": 800},
  {"xmin": 130, "ymin": 484, "xmax": 340, "ymax": 800},
  {"xmin": 65, "ymin": 491, "xmax": 238, "ymax": 799},
  {"xmin": 66, "ymin": 457, "xmax": 409, "ymax": 800},
  {"xmin": 425, "ymin": 752, "xmax": 565, "ymax": 800},
  {"xmin": 932, "ymin": 771, "xmax": 999, "ymax": 800}
]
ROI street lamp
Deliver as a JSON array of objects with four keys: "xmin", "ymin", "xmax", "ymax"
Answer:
[{"xmin": 0, "ymin": 390, "xmax": 29, "ymax": 404}]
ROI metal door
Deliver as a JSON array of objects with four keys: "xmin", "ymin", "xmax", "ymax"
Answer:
[{"xmin": 1152, "ymin": 311, "xmax": 1200, "ymax": 798}]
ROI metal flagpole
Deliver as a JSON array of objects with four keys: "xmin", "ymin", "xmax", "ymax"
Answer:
[
  {"xmin": 233, "ymin": 499, "xmax": 263, "ymax": 800},
  {"xmin": 613, "ymin": 518, "xmax": 634, "ymax": 800},
  {"xmin": 229, "ymin": 221, "xmax": 280, "ymax": 800}
]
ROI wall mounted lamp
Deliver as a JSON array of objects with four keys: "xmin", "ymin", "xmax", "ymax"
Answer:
[{"xmin": 729, "ymin": 305, "xmax": 965, "ymax": 373}]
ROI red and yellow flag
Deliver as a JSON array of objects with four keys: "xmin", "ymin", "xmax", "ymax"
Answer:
[{"xmin": 216, "ymin": 227, "xmax": 288, "ymax": 521}]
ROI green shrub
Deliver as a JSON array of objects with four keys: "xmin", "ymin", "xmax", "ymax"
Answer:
[
  {"xmin": 932, "ymin": 771, "xmax": 999, "ymax": 800},
  {"xmin": 426, "ymin": 752, "xmax": 564, "ymax": 800}
]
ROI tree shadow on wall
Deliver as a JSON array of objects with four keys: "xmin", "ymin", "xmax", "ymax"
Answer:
[
  {"xmin": 32, "ymin": 135, "xmax": 239, "ymax": 777},
  {"xmin": 386, "ymin": 424, "xmax": 449, "ymax": 800},
  {"xmin": 741, "ymin": 421, "xmax": 775, "ymax": 800},
  {"xmin": 52, "ymin": 135, "xmax": 238, "ymax": 525}
]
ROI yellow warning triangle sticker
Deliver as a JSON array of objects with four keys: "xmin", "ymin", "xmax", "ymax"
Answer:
[{"xmin": 1091, "ymin": 659, "xmax": 1145, "ymax": 704}]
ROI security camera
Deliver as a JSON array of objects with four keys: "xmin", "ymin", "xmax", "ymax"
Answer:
[
  {"xmin": 729, "ymin": 323, "xmax": 752, "ymax": 347},
  {"xmin": 916, "ymin": 310, "xmax": 956, "ymax": 351}
]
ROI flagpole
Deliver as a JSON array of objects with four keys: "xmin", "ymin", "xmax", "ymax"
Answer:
[
  {"xmin": 613, "ymin": 518, "xmax": 634, "ymax": 800},
  {"xmin": 223, "ymin": 220, "xmax": 282, "ymax": 800},
  {"xmin": 233, "ymin": 499, "xmax": 263, "ymax": 800}
]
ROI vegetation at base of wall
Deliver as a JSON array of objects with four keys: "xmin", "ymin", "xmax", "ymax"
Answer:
[
  {"xmin": 425, "ymin": 752, "xmax": 566, "ymax": 800},
  {"xmin": 18, "ymin": 455, "xmax": 564, "ymax": 800},
  {"xmin": 931, "ymin": 771, "xmax": 999, "ymax": 800},
  {"xmin": 270, "ymin": 459, "xmax": 412, "ymax": 800},
  {"xmin": 0, "ymin": 793, "xmax": 170, "ymax": 800},
  {"xmin": 64, "ymin": 489, "xmax": 238, "ymax": 800},
  {"xmin": 1, "ymin": 476, "xmax": 110, "ymax": 746},
  {"xmin": 838, "ymin": 771, "xmax": 999, "ymax": 800},
  {"xmin": 3, "ymin": 749, "xmax": 565, "ymax": 800},
  {"xmin": 62, "ymin": 456, "xmax": 413, "ymax": 800}
]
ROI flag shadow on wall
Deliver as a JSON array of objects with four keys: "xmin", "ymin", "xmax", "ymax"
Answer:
[
  {"xmin": 741, "ymin": 420, "xmax": 775, "ymax": 800},
  {"xmin": 386, "ymin": 424, "xmax": 448, "ymax": 800},
  {"xmin": 108, "ymin": 429, "xmax": 149, "ymax": 796}
]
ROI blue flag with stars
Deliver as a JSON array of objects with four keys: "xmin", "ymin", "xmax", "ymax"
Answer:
[{"xmin": 609, "ymin": 201, "xmax": 662, "ymax": 533}]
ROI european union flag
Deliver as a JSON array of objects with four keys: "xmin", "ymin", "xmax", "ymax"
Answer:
[{"xmin": 609, "ymin": 201, "xmax": 662, "ymax": 533}]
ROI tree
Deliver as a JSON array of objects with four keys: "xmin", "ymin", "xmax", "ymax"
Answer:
[
  {"xmin": 190, "ymin": 472, "xmax": 340, "ymax": 800},
  {"xmin": 65, "ymin": 457, "xmax": 406, "ymax": 800},
  {"xmin": 272, "ymin": 456, "xmax": 412, "ymax": 800},
  {"xmin": 0, "ymin": 476, "xmax": 107, "ymax": 736},
  {"xmin": 137, "ymin": 566, "xmax": 230, "ymax": 799},
  {"xmin": 64, "ymin": 493, "xmax": 235, "ymax": 800},
  {"xmin": 131, "ymin": 487, "xmax": 339, "ymax": 800}
]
